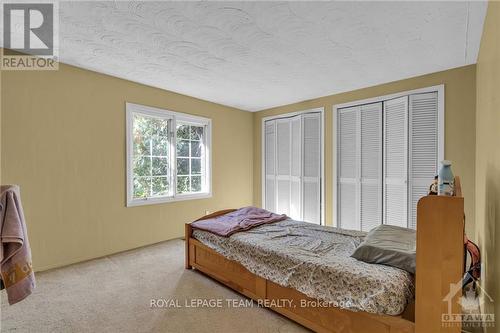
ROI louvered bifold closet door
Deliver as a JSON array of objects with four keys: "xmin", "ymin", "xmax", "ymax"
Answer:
[
  {"xmin": 264, "ymin": 120, "xmax": 277, "ymax": 212},
  {"xmin": 276, "ymin": 119, "xmax": 292, "ymax": 215},
  {"xmin": 302, "ymin": 113, "xmax": 321, "ymax": 224},
  {"xmin": 338, "ymin": 106, "xmax": 360, "ymax": 230},
  {"xmin": 409, "ymin": 92, "xmax": 439, "ymax": 229},
  {"xmin": 383, "ymin": 97, "xmax": 408, "ymax": 227},
  {"xmin": 290, "ymin": 116, "xmax": 302, "ymax": 221},
  {"xmin": 360, "ymin": 103, "xmax": 382, "ymax": 231}
]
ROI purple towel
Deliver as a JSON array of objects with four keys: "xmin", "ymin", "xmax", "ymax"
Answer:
[
  {"xmin": 0, "ymin": 185, "xmax": 35, "ymax": 305},
  {"xmin": 192, "ymin": 206, "xmax": 287, "ymax": 237}
]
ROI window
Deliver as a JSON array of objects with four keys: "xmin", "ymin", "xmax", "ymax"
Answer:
[{"xmin": 126, "ymin": 103, "xmax": 211, "ymax": 206}]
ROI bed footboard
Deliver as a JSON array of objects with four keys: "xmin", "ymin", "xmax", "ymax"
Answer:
[{"xmin": 185, "ymin": 209, "xmax": 236, "ymax": 269}]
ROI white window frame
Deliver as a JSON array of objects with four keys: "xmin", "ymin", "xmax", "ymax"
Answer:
[
  {"xmin": 261, "ymin": 108, "xmax": 325, "ymax": 225},
  {"xmin": 332, "ymin": 84, "xmax": 444, "ymax": 227},
  {"xmin": 126, "ymin": 103, "xmax": 212, "ymax": 207}
]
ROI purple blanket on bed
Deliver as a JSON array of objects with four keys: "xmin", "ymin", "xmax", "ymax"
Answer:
[{"xmin": 191, "ymin": 207, "xmax": 287, "ymax": 237}]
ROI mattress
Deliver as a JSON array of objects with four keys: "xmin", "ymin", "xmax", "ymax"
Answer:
[{"xmin": 192, "ymin": 219, "xmax": 414, "ymax": 316}]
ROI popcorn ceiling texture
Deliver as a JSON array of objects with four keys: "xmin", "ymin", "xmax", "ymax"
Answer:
[{"xmin": 56, "ymin": 1, "xmax": 486, "ymax": 111}]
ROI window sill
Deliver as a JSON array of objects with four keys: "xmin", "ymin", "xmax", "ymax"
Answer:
[{"xmin": 127, "ymin": 192, "xmax": 212, "ymax": 207}]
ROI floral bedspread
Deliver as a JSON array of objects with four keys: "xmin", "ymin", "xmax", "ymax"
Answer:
[{"xmin": 192, "ymin": 219, "xmax": 414, "ymax": 315}]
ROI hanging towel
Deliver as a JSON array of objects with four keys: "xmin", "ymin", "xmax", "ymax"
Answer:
[{"xmin": 0, "ymin": 185, "xmax": 35, "ymax": 305}]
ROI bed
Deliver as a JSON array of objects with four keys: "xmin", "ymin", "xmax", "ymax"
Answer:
[{"xmin": 185, "ymin": 178, "xmax": 465, "ymax": 333}]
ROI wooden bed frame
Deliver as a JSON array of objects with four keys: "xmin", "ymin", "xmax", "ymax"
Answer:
[{"xmin": 185, "ymin": 177, "xmax": 465, "ymax": 333}]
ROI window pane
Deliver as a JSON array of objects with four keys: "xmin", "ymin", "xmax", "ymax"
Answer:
[
  {"xmin": 133, "ymin": 116, "xmax": 152, "ymax": 156},
  {"xmin": 177, "ymin": 125, "xmax": 190, "ymax": 139},
  {"xmin": 130, "ymin": 112, "xmax": 172, "ymax": 201},
  {"xmin": 191, "ymin": 158, "xmax": 201, "ymax": 174},
  {"xmin": 151, "ymin": 118, "xmax": 169, "ymax": 138},
  {"xmin": 191, "ymin": 176, "xmax": 202, "ymax": 192},
  {"xmin": 173, "ymin": 122, "xmax": 207, "ymax": 196},
  {"xmin": 152, "ymin": 157, "xmax": 168, "ymax": 176},
  {"xmin": 177, "ymin": 158, "xmax": 189, "ymax": 175},
  {"xmin": 177, "ymin": 176, "xmax": 190, "ymax": 194},
  {"xmin": 133, "ymin": 157, "xmax": 151, "ymax": 177},
  {"xmin": 152, "ymin": 135, "xmax": 168, "ymax": 156},
  {"xmin": 190, "ymin": 126, "xmax": 204, "ymax": 140},
  {"xmin": 191, "ymin": 141, "xmax": 202, "ymax": 157},
  {"xmin": 176, "ymin": 140, "xmax": 189, "ymax": 157},
  {"xmin": 134, "ymin": 114, "xmax": 152, "ymax": 136},
  {"xmin": 133, "ymin": 135, "xmax": 150, "ymax": 156},
  {"xmin": 133, "ymin": 177, "xmax": 151, "ymax": 198},
  {"xmin": 152, "ymin": 176, "xmax": 169, "ymax": 196}
]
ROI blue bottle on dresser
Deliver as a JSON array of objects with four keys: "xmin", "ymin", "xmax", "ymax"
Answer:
[{"xmin": 438, "ymin": 160, "xmax": 454, "ymax": 196}]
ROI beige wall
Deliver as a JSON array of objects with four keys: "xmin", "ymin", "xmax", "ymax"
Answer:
[
  {"xmin": 475, "ymin": 2, "xmax": 500, "ymax": 329},
  {"xmin": 253, "ymin": 65, "xmax": 477, "ymax": 236},
  {"xmin": 1, "ymin": 63, "xmax": 253, "ymax": 271}
]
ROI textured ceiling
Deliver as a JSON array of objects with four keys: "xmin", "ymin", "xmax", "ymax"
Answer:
[{"xmin": 24, "ymin": 2, "xmax": 493, "ymax": 111}]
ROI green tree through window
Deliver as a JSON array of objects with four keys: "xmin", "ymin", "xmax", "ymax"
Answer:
[
  {"xmin": 127, "ymin": 103, "xmax": 211, "ymax": 206},
  {"xmin": 132, "ymin": 114, "xmax": 170, "ymax": 199},
  {"xmin": 176, "ymin": 124, "xmax": 204, "ymax": 194}
]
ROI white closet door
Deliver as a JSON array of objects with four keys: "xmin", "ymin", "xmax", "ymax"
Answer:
[
  {"xmin": 360, "ymin": 103, "xmax": 382, "ymax": 231},
  {"xmin": 290, "ymin": 116, "xmax": 302, "ymax": 220},
  {"xmin": 383, "ymin": 97, "xmax": 408, "ymax": 227},
  {"xmin": 338, "ymin": 106, "xmax": 359, "ymax": 230},
  {"xmin": 409, "ymin": 92, "xmax": 439, "ymax": 229},
  {"xmin": 276, "ymin": 119, "xmax": 291, "ymax": 215},
  {"xmin": 302, "ymin": 113, "xmax": 321, "ymax": 224},
  {"xmin": 264, "ymin": 120, "xmax": 276, "ymax": 212},
  {"xmin": 264, "ymin": 111, "xmax": 322, "ymax": 224}
]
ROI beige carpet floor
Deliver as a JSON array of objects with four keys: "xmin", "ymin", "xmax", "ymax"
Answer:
[{"xmin": 0, "ymin": 239, "xmax": 308, "ymax": 333}]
